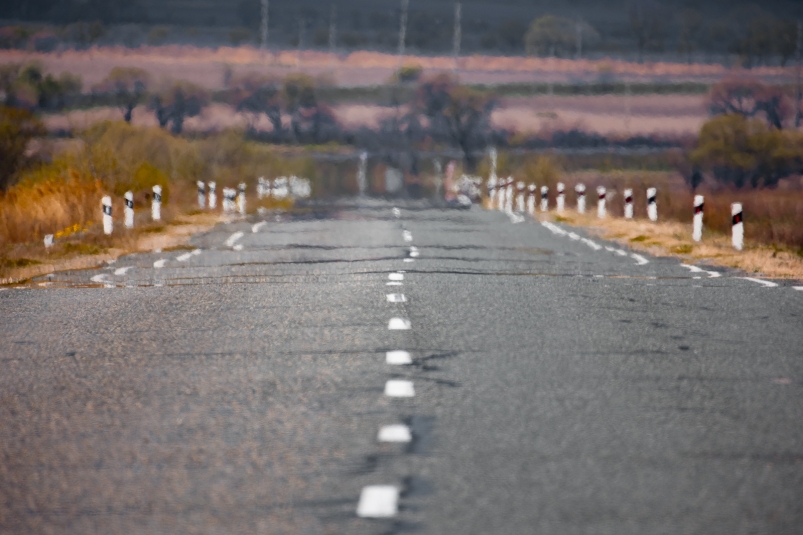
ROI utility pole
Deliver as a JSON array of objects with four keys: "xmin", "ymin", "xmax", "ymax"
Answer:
[
  {"xmin": 398, "ymin": 0, "xmax": 408, "ymax": 71},
  {"xmin": 453, "ymin": 2, "xmax": 461, "ymax": 73},
  {"xmin": 260, "ymin": 0, "xmax": 269, "ymax": 50}
]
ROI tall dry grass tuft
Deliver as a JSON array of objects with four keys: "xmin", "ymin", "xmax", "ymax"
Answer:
[{"xmin": 0, "ymin": 167, "xmax": 102, "ymax": 246}]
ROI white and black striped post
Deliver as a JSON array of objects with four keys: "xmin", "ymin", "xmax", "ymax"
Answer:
[
  {"xmin": 102, "ymin": 195, "xmax": 113, "ymax": 235},
  {"xmin": 556, "ymin": 182, "xmax": 565, "ymax": 213},
  {"xmin": 208, "ymin": 181, "xmax": 217, "ymax": 209},
  {"xmin": 732, "ymin": 202, "xmax": 743, "ymax": 251},
  {"xmin": 624, "ymin": 188, "xmax": 633, "ymax": 219},
  {"xmin": 124, "ymin": 191, "xmax": 134, "ymax": 229},
  {"xmin": 575, "ymin": 183, "xmax": 586, "ymax": 214},
  {"xmin": 487, "ymin": 175, "xmax": 497, "ymax": 207},
  {"xmin": 505, "ymin": 178, "xmax": 514, "ymax": 212},
  {"xmin": 647, "ymin": 187, "xmax": 657, "ymax": 221},
  {"xmin": 238, "ymin": 182, "xmax": 246, "ymax": 215},
  {"xmin": 516, "ymin": 181, "xmax": 525, "ymax": 212},
  {"xmin": 540, "ymin": 186, "xmax": 549, "ymax": 212},
  {"xmin": 197, "ymin": 181, "xmax": 206, "ymax": 208},
  {"xmin": 44, "ymin": 234, "xmax": 53, "ymax": 248},
  {"xmin": 151, "ymin": 185, "xmax": 162, "ymax": 221},
  {"xmin": 257, "ymin": 177, "xmax": 265, "ymax": 200},
  {"xmin": 527, "ymin": 184, "xmax": 536, "ymax": 214},
  {"xmin": 692, "ymin": 195, "xmax": 704, "ymax": 242},
  {"xmin": 597, "ymin": 186, "xmax": 607, "ymax": 218}
]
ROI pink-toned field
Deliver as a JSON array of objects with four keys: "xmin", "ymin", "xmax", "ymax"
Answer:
[
  {"xmin": 44, "ymin": 93, "xmax": 709, "ymax": 138},
  {"xmin": 1, "ymin": 45, "xmax": 798, "ymax": 90}
]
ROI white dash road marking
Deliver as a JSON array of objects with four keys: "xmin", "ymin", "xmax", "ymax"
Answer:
[
  {"xmin": 604, "ymin": 246, "xmax": 616, "ymax": 252},
  {"xmin": 378, "ymin": 424, "xmax": 412, "ymax": 443},
  {"xmin": 384, "ymin": 380, "xmax": 415, "ymax": 397},
  {"xmin": 225, "ymin": 231, "xmax": 244, "ymax": 247},
  {"xmin": 409, "ymin": 246, "xmax": 419, "ymax": 257},
  {"xmin": 251, "ymin": 221, "xmax": 267, "ymax": 233},
  {"xmin": 393, "ymin": 207, "xmax": 401, "ymax": 218},
  {"xmin": 233, "ymin": 244, "xmax": 244, "ymax": 251},
  {"xmin": 568, "ymin": 232, "xmax": 580, "ymax": 240},
  {"xmin": 113, "ymin": 266, "xmax": 133, "ymax": 276},
  {"xmin": 507, "ymin": 212, "xmax": 525, "ymax": 224},
  {"xmin": 388, "ymin": 273, "xmax": 404, "ymax": 281},
  {"xmin": 357, "ymin": 485, "xmax": 398, "ymax": 518},
  {"xmin": 386, "ymin": 294, "xmax": 407, "ymax": 303},
  {"xmin": 191, "ymin": 249, "xmax": 201, "ymax": 256},
  {"xmin": 541, "ymin": 221, "xmax": 567, "ymax": 236},
  {"xmin": 741, "ymin": 277, "xmax": 779, "ymax": 288},
  {"xmin": 90, "ymin": 274, "xmax": 107, "ymax": 283},
  {"xmin": 614, "ymin": 249, "xmax": 628, "ymax": 257},
  {"xmin": 794, "ymin": 286, "xmax": 803, "ymax": 291},
  {"xmin": 386, "ymin": 281, "xmax": 403, "ymax": 286},
  {"xmin": 681, "ymin": 264, "xmax": 720, "ymax": 278},
  {"xmin": 403, "ymin": 230, "xmax": 412, "ymax": 242},
  {"xmin": 388, "ymin": 318, "xmax": 411, "ymax": 330},
  {"xmin": 386, "ymin": 350, "xmax": 412, "ymax": 365},
  {"xmin": 176, "ymin": 252, "xmax": 192, "ymax": 262},
  {"xmin": 403, "ymin": 258, "xmax": 415, "ymax": 263},
  {"xmin": 581, "ymin": 238, "xmax": 602, "ymax": 251},
  {"xmin": 631, "ymin": 253, "xmax": 649, "ymax": 265},
  {"xmin": 153, "ymin": 259, "xmax": 166, "ymax": 268}
]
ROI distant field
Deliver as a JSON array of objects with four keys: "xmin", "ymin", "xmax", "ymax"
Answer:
[{"xmin": 1, "ymin": 45, "xmax": 798, "ymax": 91}]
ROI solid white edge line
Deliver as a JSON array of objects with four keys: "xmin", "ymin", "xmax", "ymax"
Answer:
[
  {"xmin": 386, "ymin": 350, "xmax": 412, "ymax": 365},
  {"xmin": 741, "ymin": 277, "xmax": 779, "ymax": 288},
  {"xmin": 384, "ymin": 380, "xmax": 415, "ymax": 397},
  {"xmin": 357, "ymin": 485, "xmax": 398, "ymax": 518},
  {"xmin": 378, "ymin": 424, "xmax": 412, "ymax": 443}
]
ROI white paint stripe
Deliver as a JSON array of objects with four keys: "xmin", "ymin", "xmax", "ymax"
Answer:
[
  {"xmin": 403, "ymin": 258, "xmax": 415, "ymax": 262},
  {"xmin": 581, "ymin": 238, "xmax": 602, "ymax": 251},
  {"xmin": 386, "ymin": 281, "xmax": 403, "ymax": 286},
  {"xmin": 706, "ymin": 270, "xmax": 721, "ymax": 278},
  {"xmin": 741, "ymin": 277, "xmax": 779, "ymax": 288},
  {"xmin": 386, "ymin": 294, "xmax": 407, "ymax": 303},
  {"xmin": 233, "ymin": 243, "xmax": 244, "ymax": 251},
  {"xmin": 681, "ymin": 264, "xmax": 704, "ymax": 273},
  {"xmin": 113, "ymin": 266, "xmax": 132, "ymax": 276},
  {"xmin": 90, "ymin": 274, "xmax": 106, "ymax": 283},
  {"xmin": 793, "ymin": 286, "xmax": 803, "ymax": 291},
  {"xmin": 251, "ymin": 221, "xmax": 267, "ymax": 233},
  {"xmin": 409, "ymin": 251, "xmax": 419, "ymax": 258},
  {"xmin": 568, "ymin": 232, "xmax": 580, "ymax": 240},
  {"xmin": 507, "ymin": 212, "xmax": 524, "ymax": 224},
  {"xmin": 384, "ymin": 380, "xmax": 415, "ymax": 397},
  {"xmin": 393, "ymin": 207, "xmax": 401, "ymax": 218},
  {"xmin": 225, "ymin": 231, "xmax": 244, "ymax": 247},
  {"xmin": 378, "ymin": 424, "xmax": 412, "ymax": 443},
  {"xmin": 541, "ymin": 221, "xmax": 567, "ymax": 236},
  {"xmin": 388, "ymin": 318, "xmax": 411, "ymax": 330},
  {"xmin": 386, "ymin": 350, "xmax": 412, "ymax": 365},
  {"xmin": 389, "ymin": 273, "xmax": 404, "ymax": 281},
  {"xmin": 191, "ymin": 249, "xmax": 201, "ymax": 256},
  {"xmin": 357, "ymin": 485, "xmax": 398, "ymax": 518},
  {"xmin": 681, "ymin": 264, "xmax": 720, "ymax": 278},
  {"xmin": 403, "ymin": 230, "xmax": 412, "ymax": 242},
  {"xmin": 176, "ymin": 252, "xmax": 192, "ymax": 262},
  {"xmin": 615, "ymin": 249, "xmax": 628, "ymax": 257},
  {"xmin": 153, "ymin": 259, "xmax": 166, "ymax": 268},
  {"xmin": 631, "ymin": 253, "xmax": 649, "ymax": 265},
  {"xmin": 604, "ymin": 246, "xmax": 616, "ymax": 252}
]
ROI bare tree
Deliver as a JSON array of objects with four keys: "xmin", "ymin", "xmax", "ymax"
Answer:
[{"xmin": 709, "ymin": 77, "xmax": 793, "ymax": 130}]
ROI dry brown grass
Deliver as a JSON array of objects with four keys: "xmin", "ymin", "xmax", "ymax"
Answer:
[{"xmin": 548, "ymin": 210, "xmax": 803, "ymax": 278}]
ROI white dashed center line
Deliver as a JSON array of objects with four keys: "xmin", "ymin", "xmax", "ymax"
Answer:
[
  {"xmin": 568, "ymin": 232, "xmax": 580, "ymax": 240},
  {"xmin": 386, "ymin": 281, "xmax": 403, "ymax": 286},
  {"xmin": 357, "ymin": 485, "xmax": 398, "ymax": 518},
  {"xmin": 384, "ymin": 380, "xmax": 415, "ymax": 397},
  {"xmin": 409, "ymin": 246, "xmax": 419, "ymax": 257},
  {"xmin": 386, "ymin": 294, "xmax": 407, "ymax": 303},
  {"xmin": 225, "ymin": 231, "xmax": 244, "ymax": 247},
  {"xmin": 386, "ymin": 350, "xmax": 412, "ymax": 365},
  {"xmin": 113, "ymin": 266, "xmax": 132, "ymax": 276},
  {"xmin": 90, "ymin": 274, "xmax": 106, "ymax": 283},
  {"xmin": 176, "ymin": 252, "xmax": 192, "ymax": 262},
  {"xmin": 681, "ymin": 264, "xmax": 720, "ymax": 278},
  {"xmin": 251, "ymin": 221, "xmax": 267, "ymax": 233},
  {"xmin": 631, "ymin": 253, "xmax": 649, "ymax": 265},
  {"xmin": 403, "ymin": 258, "xmax": 415, "ymax": 263},
  {"xmin": 232, "ymin": 244, "xmax": 244, "ymax": 251},
  {"xmin": 581, "ymin": 238, "xmax": 602, "ymax": 250},
  {"xmin": 388, "ymin": 273, "xmax": 404, "ymax": 281},
  {"xmin": 741, "ymin": 277, "xmax": 779, "ymax": 288},
  {"xmin": 794, "ymin": 286, "xmax": 803, "ymax": 291},
  {"xmin": 378, "ymin": 424, "xmax": 412, "ymax": 443},
  {"xmin": 153, "ymin": 259, "xmax": 166, "ymax": 268},
  {"xmin": 388, "ymin": 318, "xmax": 411, "ymax": 330},
  {"xmin": 393, "ymin": 207, "xmax": 401, "ymax": 218},
  {"xmin": 403, "ymin": 230, "xmax": 412, "ymax": 242}
]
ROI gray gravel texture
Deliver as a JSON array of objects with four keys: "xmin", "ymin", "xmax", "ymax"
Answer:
[{"xmin": 1, "ymin": 199, "xmax": 802, "ymax": 535}]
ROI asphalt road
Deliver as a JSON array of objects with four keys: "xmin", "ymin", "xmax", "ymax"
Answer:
[{"xmin": 1, "ymin": 199, "xmax": 802, "ymax": 535}]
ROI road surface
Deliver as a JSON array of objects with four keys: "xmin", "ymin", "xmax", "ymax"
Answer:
[{"xmin": 1, "ymin": 199, "xmax": 802, "ymax": 534}]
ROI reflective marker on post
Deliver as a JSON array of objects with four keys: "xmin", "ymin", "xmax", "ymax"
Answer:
[
  {"xmin": 693, "ymin": 195, "xmax": 704, "ymax": 242},
  {"xmin": 540, "ymin": 186, "xmax": 549, "ymax": 212},
  {"xmin": 197, "ymin": 181, "xmax": 206, "ymax": 208},
  {"xmin": 597, "ymin": 186, "xmax": 606, "ymax": 218},
  {"xmin": 515, "ymin": 181, "xmax": 525, "ymax": 212},
  {"xmin": 151, "ymin": 185, "xmax": 162, "ymax": 221},
  {"xmin": 575, "ymin": 183, "xmax": 586, "ymax": 214},
  {"xmin": 624, "ymin": 188, "xmax": 633, "ymax": 219},
  {"xmin": 124, "ymin": 191, "xmax": 134, "ymax": 229},
  {"xmin": 102, "ymin": 195, "xmax": 113, "ymax": 235},
  {"xmin": 647, "ymin": 187, "xmax": 657, "ymax": 221},
  {"xmin": 731, "ymin": 202, "xmax": 743, "ymax": 251},
  {"xmin": 208, "ymin": 181, "xmax": 217, "ymax": 209},
  {"xmin": 527, "ymin": 184, "xmax": 536, "ymax": 214},
  {"xmin": 556, "ymin": 182, "xmax": 565, "ymax": 213}
]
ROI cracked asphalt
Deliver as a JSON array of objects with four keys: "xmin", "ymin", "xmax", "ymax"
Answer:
[{"xmin": 1, "ymin": 198, "xmax": 802, "ymax": 534}]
